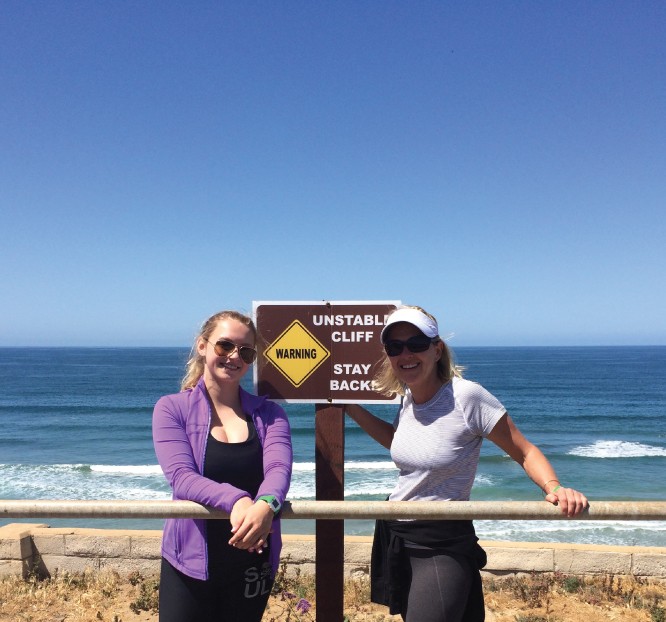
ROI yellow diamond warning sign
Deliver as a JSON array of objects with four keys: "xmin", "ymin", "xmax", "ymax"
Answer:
[{"xmin": 264, "ymin": 320, "xmax": 331, "ymax": 387}]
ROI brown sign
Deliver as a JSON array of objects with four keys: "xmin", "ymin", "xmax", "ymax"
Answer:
[{"xmin": 252, "ymin": 300, "xmax": 400, "ymax": 403}]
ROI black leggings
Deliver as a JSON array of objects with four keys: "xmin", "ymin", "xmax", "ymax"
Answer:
[
  {"xmin": 158, "ymin": 553, "xmax": 273, "ymax": 622},
  {"xmin": 401, "ymin": 547, "xmax": 483, "ymax": 622}
]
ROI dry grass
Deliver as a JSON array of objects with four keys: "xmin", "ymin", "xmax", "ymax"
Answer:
[
  {"xmin": 485, "ymin": 572, "xmax": 666, "ymax": 622},
  {"xmin": 0, "ymin": 568, "xmax": 149, "ymax": 622},
  {"xmin": 0, "ymin": 564, "xmax": 664, "ymax": 622}
]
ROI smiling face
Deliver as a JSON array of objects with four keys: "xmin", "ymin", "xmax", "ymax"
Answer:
[
  {"xmin": 197, "ymin": 317, "xmax": 255, "ymax": 388},
  {"xmin": 384, "ymin": 321, "xmax": 445, "ymax": 403}
]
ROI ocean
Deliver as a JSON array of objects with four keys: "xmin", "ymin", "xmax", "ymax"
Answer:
[{"xmin": 1, "ymin": 346, "xmax": 665, "ymax": 547}]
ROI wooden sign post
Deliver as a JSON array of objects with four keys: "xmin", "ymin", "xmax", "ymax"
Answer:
[{"xmin": 314, "ymin": 403, "xmax": 345, "ymax": 621}]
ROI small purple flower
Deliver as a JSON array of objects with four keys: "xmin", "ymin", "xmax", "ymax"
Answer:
[
  {"xmin": 296, "ymin": 598, "xmax": 311, "ymax": 614},
  {"xmin": 282, "ymin": 591, "xmax": 296, "ymax": 601}
]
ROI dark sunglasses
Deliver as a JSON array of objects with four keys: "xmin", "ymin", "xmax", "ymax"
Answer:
[
  {"xmin": 383, "ymin": 335, "xmax": 437, "ymax": 357},
  {"xmin": 206, "ymin": 339, "xmax": 257, "ymax": 364}
]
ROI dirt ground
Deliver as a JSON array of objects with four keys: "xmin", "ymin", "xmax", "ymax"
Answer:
[{"xmin": 0, "ymin": 570, "xmax": 664, "ymax": 622}]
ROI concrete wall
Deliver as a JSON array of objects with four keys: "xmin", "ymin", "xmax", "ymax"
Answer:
[{"xmin": 1, "ymin": 523, "xmax": 665, "ymax": 580}]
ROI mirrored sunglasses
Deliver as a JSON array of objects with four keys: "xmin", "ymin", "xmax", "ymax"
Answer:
[
  {"xmin": 206, "ymin": 339, "xmax": 257, "ymax": 364},
  {"xmin": 383, "ymin": 335, "xmax": 436, "ymax": 357}
]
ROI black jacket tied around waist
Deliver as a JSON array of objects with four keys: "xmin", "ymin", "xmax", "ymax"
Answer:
[{"xmin": 370, "ymin": 519, "xmax": 487, "ymax": 620}]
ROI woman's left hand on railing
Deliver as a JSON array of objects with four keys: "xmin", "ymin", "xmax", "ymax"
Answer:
[{"xmin": 228, "ymin": 497, "xmax": 274, "ymax": 553}]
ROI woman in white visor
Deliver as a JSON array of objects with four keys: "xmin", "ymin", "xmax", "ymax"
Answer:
[{"xmin": 346, "ymin": 305, "xmax": 588, "ymax": 622}]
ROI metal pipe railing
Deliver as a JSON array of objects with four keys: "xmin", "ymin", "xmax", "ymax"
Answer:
[{"xmin": 2, "ymin": 500, "xmax": 666, "ymax": 521}]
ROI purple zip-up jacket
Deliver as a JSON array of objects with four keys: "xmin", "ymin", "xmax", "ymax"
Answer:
[{"xmin": 152, "ymin": 376, "xmax": 292, "ymax": 580}]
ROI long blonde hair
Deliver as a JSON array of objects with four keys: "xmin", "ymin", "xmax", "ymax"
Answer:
[
  {"xmin": 373, "ymin": 305, "xmax": 463, "ymax": 397},
  {"xmin": 180, "ymin": 310, "xmax": 257, "ymax": 391}
]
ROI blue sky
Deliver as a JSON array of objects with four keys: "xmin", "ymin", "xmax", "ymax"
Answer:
[{"xmin": 2, "ymin": 2, "xmax": 664, "ymax": 347}]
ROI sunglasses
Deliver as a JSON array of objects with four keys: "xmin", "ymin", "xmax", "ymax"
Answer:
[
  {"xmin": 383, "ymin": 335, "xmax": 437, "ymax": 357},
  {"xmin": 206, "ymin": 339, "xmax": 257, "ymax": 364}
]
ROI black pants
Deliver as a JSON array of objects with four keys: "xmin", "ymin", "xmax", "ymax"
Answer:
[
  {"xmin": 371, "ymin": 519, "xmax": 486, "ymax": 621},
  {"xmin": 402, "ymin": 547, "xmax": 482, "ymax": 622},
  {"xmin": 158, "ymin": 551, "xmax": 273, "ymax": 622}
]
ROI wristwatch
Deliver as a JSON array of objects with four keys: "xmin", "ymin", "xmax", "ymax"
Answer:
[{"xmin": 257, "ymin": 495, "xmax": 282, "ymax": 515}]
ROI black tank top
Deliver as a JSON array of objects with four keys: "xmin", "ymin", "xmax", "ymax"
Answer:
[{"xmin": 203, "ymin": 416, "xmax": 264, "ymax": 561}]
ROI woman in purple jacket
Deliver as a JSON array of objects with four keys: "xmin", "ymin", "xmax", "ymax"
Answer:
[{"xmin": 153, "ymin": 310, "xmax": 292, "ymax": 622}]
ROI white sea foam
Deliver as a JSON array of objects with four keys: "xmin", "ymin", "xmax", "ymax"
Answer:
[
  {"xmin": 0, "ymin": 463, "xmax": 170, "ymax": 501},
  {"xmin": 473, "ymin": 474, "xmax": 495, "ymax": 486},
  {"xmin": 120, "ymin": 488, "xmax": 171, "ymax": 500},
  {"xmin": 287, "ymin": 485, "xmax": 395, "ymax": 499},
  {"xmin": 569, "ymin": 440, "xmax": 666, "ymax": 458},
  {"xmin": 292, "ymin": 461, "xmax": 397, "ymax": 472},
  {"xmin": 90, "ymin": 465, "xmax": 163, "ymax": 475},
  {"xmin": 475, "ymin": 519, "xmax": 666, "ymax": 547}
]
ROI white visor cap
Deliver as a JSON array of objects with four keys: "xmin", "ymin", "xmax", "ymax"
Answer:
[{"xmin": 380, "ymin": 307, "xmax": 439, "ymax": 343}]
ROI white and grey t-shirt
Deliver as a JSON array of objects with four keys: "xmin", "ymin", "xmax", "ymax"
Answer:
[{"xmin": 389, "ymin": 377, "xmax": 506, "ymax": 502}]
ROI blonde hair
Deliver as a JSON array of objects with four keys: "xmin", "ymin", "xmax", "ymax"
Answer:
[
  {"xmin": 180, "ymin": 310, "xmax": 256, "ymax": 391},
  {"xmin": 373, "ymin": 305, "xmax": 463, "ymax": 397}
]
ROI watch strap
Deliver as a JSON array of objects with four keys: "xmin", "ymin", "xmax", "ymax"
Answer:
[{"xmin": 257, "ymin": 495, "xmax": 281, "ymax": 514}]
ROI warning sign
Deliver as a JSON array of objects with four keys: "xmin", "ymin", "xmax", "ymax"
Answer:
[
  {"xmin": 264, "ymin": 320, "xmax": 330, "ymax": 387},
  {"xmin": 253, "ymin": 300, "xmax": 400, "ymax": 404}
]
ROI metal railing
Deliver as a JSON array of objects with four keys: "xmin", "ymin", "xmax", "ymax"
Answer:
[{"xmin": 3, "ymin": 499, "xmax": 666, "ymax": 521}]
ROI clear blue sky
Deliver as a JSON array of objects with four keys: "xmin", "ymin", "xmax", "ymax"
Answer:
[{"xmin": 2, "ymin": 2, "xmax": 664, "ymax": 347}]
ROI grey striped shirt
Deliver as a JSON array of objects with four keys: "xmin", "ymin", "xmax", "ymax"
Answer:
[{"xmin": 389, "ymin": 377, "xmax": 506, "ymax": 502}]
